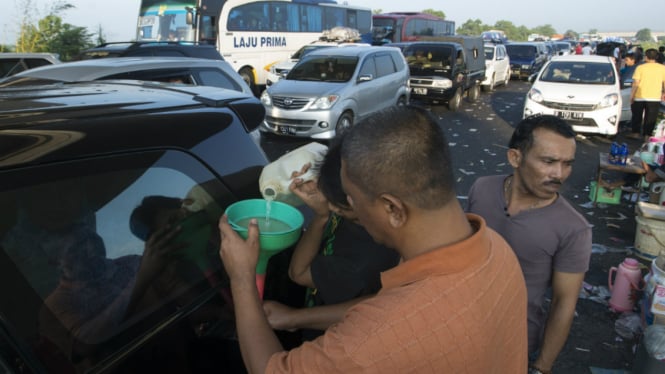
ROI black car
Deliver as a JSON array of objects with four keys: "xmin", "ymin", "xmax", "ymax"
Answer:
[
  {"xmin": 0, "ymin": 81, "xmax": 286, "ymax": 373},
  {"xmin": 77, "ymin": 41, "xmax": 224, "ymax": 60}
]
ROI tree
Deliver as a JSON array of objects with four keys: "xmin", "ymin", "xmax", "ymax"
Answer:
[
  {"xmin": 635, "ymin": 28, "xmax": 653, "ymax": 42},
  {"xmin": 15, "ymin": 1, "xmax": 94, "ymax": 60},
  {"xmin": 493, "ymin": 20, "xmax": 518, "ymax": 40},
  {"xmin": 422, "ymin": 9, "xmax": 446, "ymax": 20},
  {"xmin": 564, "ymin": 30, "xmax": 578, "ymax": 40},
  {"xmin": 372, "ymin": 9, "xmax": 382, "ymax": 14},
  {"xmin": 532, "ymin": 24, "xmax": 556, "ymax": 39},
  {"xmin": 456, "ymin": 19, "xmax": 486, "ymax": 36}
]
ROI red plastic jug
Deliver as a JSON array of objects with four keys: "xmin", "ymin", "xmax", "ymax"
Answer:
[{"xmin": 608, "ymin": 258, "xmax": 644, "ymax": 312}]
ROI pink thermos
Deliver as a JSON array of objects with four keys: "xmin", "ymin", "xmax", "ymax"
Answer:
[{"xmin": 608, "ymin": 258, "xmax": 643, "ymax": 312}]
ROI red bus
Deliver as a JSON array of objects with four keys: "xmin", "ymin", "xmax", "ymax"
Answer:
[{"xmin": 371, "ymin": 12, "xmax": 455, "ymax": 45}]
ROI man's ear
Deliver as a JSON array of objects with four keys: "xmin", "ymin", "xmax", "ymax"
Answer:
[
  {"xmin": 380, "ymin": 193, "xmax": 407, "ymax": 228},
  {"xmin": 507, "ymin": 148, "xmax": 522, "ymax": 168}
]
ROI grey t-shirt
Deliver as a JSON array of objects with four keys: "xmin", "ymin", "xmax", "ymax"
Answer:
[{"xmin": 467, "ymin": 174, "xmax": 592, "ymax": 353}]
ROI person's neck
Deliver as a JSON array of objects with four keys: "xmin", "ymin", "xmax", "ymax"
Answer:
[
  {"xmin": 504, "ymin": 174, "xmax": 557, "ymax": 217},
  {"xmin": 396, "ymin": 202, "xmax": 473, "ymax": 260}
]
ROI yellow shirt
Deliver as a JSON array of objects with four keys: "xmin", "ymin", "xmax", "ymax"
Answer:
[{"xmin": 633, "ymin": 62, "xmax": 665, "ymax": 101}]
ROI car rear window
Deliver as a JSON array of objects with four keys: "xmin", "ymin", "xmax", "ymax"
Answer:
[{"xmin": 540, "ymin": 61, "xmax": 616, "ymax": 84}]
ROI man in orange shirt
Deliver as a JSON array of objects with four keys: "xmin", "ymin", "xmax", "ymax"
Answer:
[{"xmin": 218, "ymin": 106, "xmax": 528, "ymax": 373}]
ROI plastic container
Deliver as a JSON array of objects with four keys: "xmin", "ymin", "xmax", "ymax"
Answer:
[
  {"xmin": 589, "ymin": 181, "xmax": 622, "ymax": 205},
  {"xmin": 609, "ymin": 258, "xmax": 644, "ymax": 312},
  {"xmin": 635, "ymin": 214, "xmax": 665, "ymax": 260},
  {"xmin": 259, "ymin": 142, "xmax": 328, "ymax": 206}
]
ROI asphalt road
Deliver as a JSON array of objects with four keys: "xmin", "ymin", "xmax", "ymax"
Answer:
[{"xmin": 260, "ymin": 80, "xmax": 647, "ymax": 373}]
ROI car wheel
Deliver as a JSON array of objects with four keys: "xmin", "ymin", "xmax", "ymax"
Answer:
[
  {"xmin": 468, "ymin": 84, "xmax": 480, "ymax": 102},
  {"xmin": 482, "ymin": 74, "xmax": 495, "ymax": 92},
  {"xmin": 448, "ymin": 88, "xmax": 462, "ymax": 111},
  {"xmin": 239, "ymin": 67, "xmax": 258, "ymax": 97},
  {"xmin": 335, "ymin": 111, "xmax": 353, "ymax": 135}
]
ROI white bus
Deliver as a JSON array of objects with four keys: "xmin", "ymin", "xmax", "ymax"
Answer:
[{"xmin": 136, "ymin": 0, "xmax": 372, "ymax": 94}]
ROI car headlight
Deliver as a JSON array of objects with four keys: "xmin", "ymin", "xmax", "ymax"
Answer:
[
  {"xmin": 431, "ymin": 78, "xmax": 453, "ymax": 89},
  {"xmin": 527, "ymin": 88, "xmax": 543, "ymax": 103},
  {"xmin": 599, "ymin": 93, "xmax": 619, "ymax": 108},
  {"xmin": 309, "ymin": 95, "xmax": 338, "ymax": 110},
  {"xmin": 521, "ymin": 64, "xmax": 531, "ymax": 70},
  {"xmin": 260, "ymin": 90, "xmax": 272, "ymax": 106}
]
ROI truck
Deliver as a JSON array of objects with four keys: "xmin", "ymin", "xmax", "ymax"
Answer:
[{"xmin": 403, "ymin": 36, "xmax": 486, "ymax": 110}]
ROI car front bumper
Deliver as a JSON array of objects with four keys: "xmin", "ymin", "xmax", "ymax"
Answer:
[{"xmin": 523, "ymin": 99, "xmax": 620, "ymax": 136}]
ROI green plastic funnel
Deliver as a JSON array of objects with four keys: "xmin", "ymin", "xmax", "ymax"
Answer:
[{"xmin": 225, "ymin": 199, "xmax": 304, "ymax": 298}]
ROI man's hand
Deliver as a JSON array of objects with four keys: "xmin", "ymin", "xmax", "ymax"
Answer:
[
  {"xmin": 289, "ymin": 162, "xmax": 329, "ymax": 216},
  {"xmin": 263, "ymin": 300, "xmax": 298, "ymax": 331},
  {"xmin": 218, "ymin": 214, "xmax": 259, "ymax": 286}
]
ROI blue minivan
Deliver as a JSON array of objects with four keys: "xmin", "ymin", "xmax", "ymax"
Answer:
[{"xmin": 506, "ymin": 42, "xmax": 548, "ymax": 80}]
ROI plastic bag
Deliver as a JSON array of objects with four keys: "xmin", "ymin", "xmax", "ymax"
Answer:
[
  {"xmin": 614, "ymin": 312, "xmax": 642, "ymax": 339},
  {"xmin": 644, "ymin": 324, "xmax": 665, "ymax": 360}
]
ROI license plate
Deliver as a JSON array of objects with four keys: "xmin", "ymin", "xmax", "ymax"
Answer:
[
  {"xmin": 511, "ymin": 69, "xmax": 520, "ymax": 74},
  {"xmin": 277, "ymin": 125, "xmax": 296, "ymax": 135},
  {"xmin": 555, "ymin": 111, "xmax": 584, "ymax": 121},
  {"xmin": 412, "ymin": 87, "xmax": 427, "ymax": 95}
]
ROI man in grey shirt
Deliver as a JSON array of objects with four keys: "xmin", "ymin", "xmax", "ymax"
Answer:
[{"xmin": 467, "ymin": 115, "xmax": 592, "ymax": 374}]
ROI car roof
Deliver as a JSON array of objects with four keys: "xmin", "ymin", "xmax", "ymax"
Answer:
[
  {"xmin": 4, "ymin": 57, "xmax": 233, "ymax": 82},
  {"xmin": 548, "ymin": 55, "xmax": 614, "ymax": 63},
  {"xmin": 0, "ymin": 52, "xmax": 61, "ymax": 61},
  {"xmin": 304, "ymin": 45, "xmax": 386, "ymax": 58},
  {"xmin": 79, "ymin": 42, "xmax": 222, "ymax": 60},
  {"xmin": 0, "ymin": 81, "xmax": 264, "ymax": 169}
]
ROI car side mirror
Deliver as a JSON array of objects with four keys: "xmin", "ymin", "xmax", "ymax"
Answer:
[
  {"xmin": 528, "ymin": 73, "xmax": 537, "ymax": 83},
  {"xmin": 358, "ymin": 74, "xmax": 373, "ymax": 82}
]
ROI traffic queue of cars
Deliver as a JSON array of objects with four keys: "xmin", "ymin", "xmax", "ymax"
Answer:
[{"xmin": 0, "ymin": 32, "xmax": 657, "ymax": 373}]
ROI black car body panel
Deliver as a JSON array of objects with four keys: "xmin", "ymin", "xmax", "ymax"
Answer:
[{"xmin": 0, "ymin": 81, "xmax": 278, "ymax": 373}]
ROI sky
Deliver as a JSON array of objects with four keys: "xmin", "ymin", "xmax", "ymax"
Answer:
[{"xmin": 1, "ymin": 0, "xmax": 663, "ymax": 45}]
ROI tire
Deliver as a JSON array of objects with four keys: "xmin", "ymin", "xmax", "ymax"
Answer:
[
  {"xmin": 239, "ymin": 67, "xmax": 258, "ymax": 97},
  {"xmin": 448, "ymin": 88, "xmax": 462, "ymax": 111},
  {"xmin": 482, "ymin": 74, "xmax": 495, "ymax": 92},
  {"xmin": 335, "ymin": 112, "xmax": 353, "ymax": 135},
  {"xmin": 467, "ymin": 84, "xmax": 480, "ymax": 103},
  {"xmin": 396, "ymin": 96, "xmax": 407, "ymax": 106}
]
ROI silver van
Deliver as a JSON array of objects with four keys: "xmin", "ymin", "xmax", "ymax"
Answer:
[{"xmin": 260, "ymin": 46, "xmax": 410, "ymax": 139}]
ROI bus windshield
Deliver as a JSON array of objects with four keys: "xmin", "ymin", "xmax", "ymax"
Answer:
[{"xmin": 137, "ymin": 0, "xmax": 198, "ymax": 42}]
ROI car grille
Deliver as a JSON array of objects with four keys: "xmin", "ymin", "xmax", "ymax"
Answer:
[
  {"xmin": 272, "ymin": 96, "xmax": 310, "ymax": 110},
  {"xmin": 410, "ymin": 78, "xmax": 433, "ymax": 86},
  {"xmin": 567, "ymin": 118, "xmax": 599, "ymax": 127},
  {"xmin": 265, "ymin": 115, "xmax": 317, "ymax": 130},
  {"xmin": 541, "ymin": 100, "xmax": 597, "ymax": 111}
]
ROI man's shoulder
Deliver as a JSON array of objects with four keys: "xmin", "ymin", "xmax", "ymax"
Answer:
[{"xmin": 553, "ymin": 196, "xmax": 592, "ymax": 228}]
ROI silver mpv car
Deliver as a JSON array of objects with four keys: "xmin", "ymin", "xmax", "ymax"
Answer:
[{"xmin": 260, "ymin": 46, "xmax": 410, "ymax": 139}]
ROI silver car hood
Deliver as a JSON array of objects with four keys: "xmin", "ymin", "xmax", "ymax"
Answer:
[{"xmin": 267, "ymin": 80, "xmax": 344, "ymax": 98}]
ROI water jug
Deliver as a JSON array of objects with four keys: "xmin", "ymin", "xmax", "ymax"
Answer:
[
  {"xmin": 259, "ymin": 142, "xmax": 328, "ymax": 206},
  {"xmin": 608, "ymin": 258, "xmax": 644, "ymax": 312}
]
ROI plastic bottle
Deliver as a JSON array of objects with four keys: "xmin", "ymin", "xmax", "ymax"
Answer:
[
  {"xmin": 610, "ymin": 142, "xmax": 619, "ymax": 165},
  {"xmin": 608, "ymin": 258, "xmax": 644, "ymax": 312},
  {"xmin": 620, "ymin": 143, "xmax": 629, "ymax": 166},
  {"xmin": 259, "ymin": 142, "xmax": 329, "ymax": 206}
]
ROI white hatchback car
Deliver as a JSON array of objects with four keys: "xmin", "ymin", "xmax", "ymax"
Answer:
[
  {"xmin": 481, "ymin": 43, "xmax": 510, "ymax": 91},
  {"xmin": 523, "ymin": 55, "xmax": 621, "ymax": 136}
]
